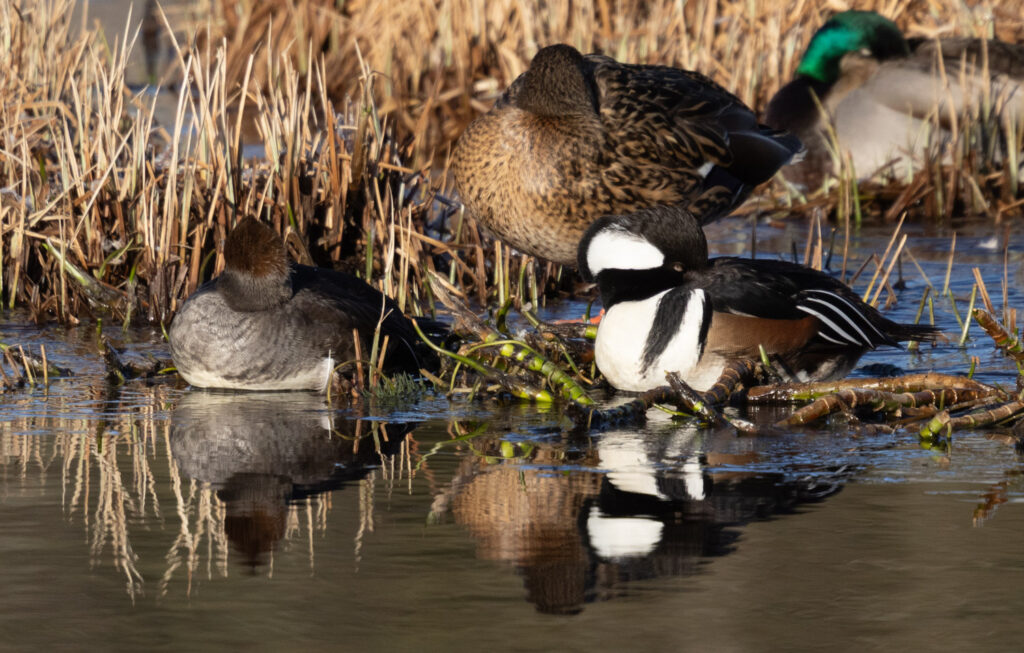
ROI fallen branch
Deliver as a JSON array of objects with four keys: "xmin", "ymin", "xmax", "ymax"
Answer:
[
  {"xmin": 780, "ymin": 387, "xmax": 995, "ymax": 427},
  {"xmin": 747, "ymin": 373, "xmax": 1002, "ymax": 404},
  {"xmin": 567, "ymin": 386, "xmax": 678, "ymax": 431},
  {"xmin": 410, "ymin": 320, "xmax": 554, "ymax": 402},
  {"xmin": 569, "ymin": 363, "xmax": 764, "ymax": 433},
  {"xmin": 918, "ymin": 400, "xmax": 1024, "ymax": 441},
  {"xmin": 427, "ymin": 273, "xmax": 594, "ymax": 405}
]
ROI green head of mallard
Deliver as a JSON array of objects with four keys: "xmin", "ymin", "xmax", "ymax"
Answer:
[{"xmin": 795, "ymin": 10, "xmax": 910, "ymax": 85}]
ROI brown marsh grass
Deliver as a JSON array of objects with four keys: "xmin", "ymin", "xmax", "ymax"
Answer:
[
  {"xmin": 195, "ymin": 0, "xmax": 1024, "ymax": 166},
  {"xmin": 1, "ymin": 0, "xmax": 1022, "ymax": 325}
]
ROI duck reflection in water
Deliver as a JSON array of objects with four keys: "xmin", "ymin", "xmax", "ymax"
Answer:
[
  {"xmin": 170, "ymin": 391, "xmax": 411, "ymax": 569},
  {"xmin": 437, "ymin": 427, "xmax": 849, "ymax": 615}
]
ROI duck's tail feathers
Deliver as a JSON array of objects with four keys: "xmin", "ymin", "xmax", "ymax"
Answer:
[
  {"xmin": 796, "ymin": 288, "xmax": 939, "ymax": 349},
  {"xmin": 724, "ymin": 127, "xmax": 805, "ymax": 186},
  {"xmin": 694, "ymin": 126, "xmax": 805, "ymax": 224},
  {"xmin": 886, "ymin": 321, "xmax": 942, "ymax": 345}
]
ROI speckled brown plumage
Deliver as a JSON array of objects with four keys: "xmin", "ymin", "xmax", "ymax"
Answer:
[{"xmin": 452, "ymin": 44, "xmax": 802, "ymax": 266}]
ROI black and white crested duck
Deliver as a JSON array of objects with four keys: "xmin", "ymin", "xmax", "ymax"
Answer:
[
  {"xmin": 169, "ymin": 218, "xmax": 431, "ymax": 391},
  {"xmin": 452, "ymin": 43, "xmax": 803, "ymax": 266},
  {"xmin": 577, "ymin": 205, "xmax": 938, "ymax": 392}
]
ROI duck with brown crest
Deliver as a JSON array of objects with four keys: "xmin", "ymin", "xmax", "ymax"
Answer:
[
  {"xmin": 452, "ymin": 44, "xmax": 803, "ymax": 266},
  {"xmin": 169, "ymin": 218, "xmax": 434, "ymax": 391}
]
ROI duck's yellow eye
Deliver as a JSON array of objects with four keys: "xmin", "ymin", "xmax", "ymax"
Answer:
[{"xmin": 671, "ymin": 262, "xmax": 684, "ymax": 272}]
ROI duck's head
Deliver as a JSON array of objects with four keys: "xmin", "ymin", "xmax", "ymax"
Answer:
[
  {"xmin": 796, "ymin": 11, "xmax": 910, "ymax": 85},
  {"xmin": 217, "ymin": 218, "xmax": 293, "ymax": 312},
  {"xmin": 578, "ymin": 206, "xmax": 708, "ymax": 304},
  {"xmin": 516, "ymin": 44, "xmax": 599, "ymax": 117}
]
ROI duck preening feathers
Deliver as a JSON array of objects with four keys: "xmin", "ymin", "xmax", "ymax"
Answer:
[
  {"xmin": 169, "ymin": 218, "xmax": 435, "ymax": 391},
  {"xmin": 453, "ymin": 44, "xmax": 803, "ymax": 266}
]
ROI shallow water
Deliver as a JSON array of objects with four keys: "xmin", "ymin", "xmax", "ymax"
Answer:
[{"xmin": 3, "ymin": 218, "xmax": 1024, "ymax": 650}]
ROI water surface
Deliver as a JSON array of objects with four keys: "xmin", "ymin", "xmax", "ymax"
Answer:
[{"xmin": 2, "ymin": 218, "xmax": 1024, "ymax": 650}]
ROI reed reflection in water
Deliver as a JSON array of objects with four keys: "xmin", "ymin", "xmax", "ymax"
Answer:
[
  {"xmin": 0, "ymin": 384, "xmax": 418, "ymax": 600},
  {"xmin": 12, "ymin": 378, "xmax": 1019, "ymax": 623},
  {"xmin": 169, "ymin": 391, "xmax": 415, "ymax": 571}
]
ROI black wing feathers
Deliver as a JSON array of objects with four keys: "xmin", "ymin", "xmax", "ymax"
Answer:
[{"xmin": 699, "ymin": 257, "xmax": 937, "ymax": 348}]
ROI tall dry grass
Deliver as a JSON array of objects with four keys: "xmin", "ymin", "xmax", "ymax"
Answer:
[
  {"xmin": 1, "ymin": 0, "xmax": 1021, "ymax": 324},
  {"xmin": 1, "ymin": 0, "xmax": 477, "ymax": 325},
  {"xmin": 194, "ymin": 0, "xmax": 1024, "ymax": 165}
]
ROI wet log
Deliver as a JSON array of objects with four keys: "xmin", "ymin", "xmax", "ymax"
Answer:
[
  {"xmin": 780, "ymin": 387, "xmax": 995, "ymax": 427},
  {"xmin": 973, "ymin": 308, "xmax": 1024, "ymax": 363},
  {"xmin": 918, "ymin": 400, "xmax": 1024, "ymax": 440},
  {"xmin": 747, "ymin": 373, "xmax": 1002, "ymax": 405}
]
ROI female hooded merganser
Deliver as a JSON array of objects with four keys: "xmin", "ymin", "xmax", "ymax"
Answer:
[
  {"xmin": 765, "ymin": 10, "xmax": 1024, "ymax": 188},
  {"xmin": 577, "ymin": 205, "xmax": 938, "ymax": 392},
  {"xmin": 169, "ymin": 218, "xmax": 430, "ymax": 391},
  {"xmin": 452, "ymin": 44, "xmax": 803, "ymax": 266}
]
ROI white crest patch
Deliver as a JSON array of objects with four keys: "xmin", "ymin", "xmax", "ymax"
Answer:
[{"xmin": 586, "ymin": 227, "xmax": 663, "ymax": 276}]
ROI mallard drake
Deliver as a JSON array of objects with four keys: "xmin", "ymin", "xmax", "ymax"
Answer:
[
  {"xmin": 169, "ymin": 218, "xmax": 432, "ymax": 391},
  {"xmin": 577, "ymin": 205, "xmax": 938, "ymax": 392},
  {"xmin": 452, "ymin": 44, "xmax": 802, "ymax": 266},
  {"xmin": 765, "ymin": 10, "xmax": 1024, "ymax": 188}
]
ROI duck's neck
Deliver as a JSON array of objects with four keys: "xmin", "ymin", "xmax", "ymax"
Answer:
[
  {"xmin": 764, "ymin": 76, "xmax": 834, "ymax": 133},
  {"xmin": 217, "ymin": 267, "xmax": 292, "ymax": 312},
  {"xmin": 597, "ymin": 268, "xmax": 686, "ymax": 308}
]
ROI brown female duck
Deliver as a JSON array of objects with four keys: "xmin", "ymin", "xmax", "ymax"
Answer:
[{"xmin": 452, "ymin": 44, "xmax": 802, "ymax": 266}]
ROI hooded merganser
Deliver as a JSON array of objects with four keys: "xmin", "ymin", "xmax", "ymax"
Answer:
[
  {"xmin": 169, "ymin": 218, "xmax": 430, "ymax": 391},
  {"xmin": 764, "ymin": 10, "xmax": 1024, "ymax": 188},
  {"xmin": 452, "ymin": 43, "xmax": 803, "ymax": 266},
  {"xmin": 577, "ymin": 205, "xmax": 939, "ymax": 392}
]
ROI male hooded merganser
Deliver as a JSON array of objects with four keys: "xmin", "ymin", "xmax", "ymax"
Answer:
[
  {"xmin": 169, "ymin": 218, "xmax": 430, "ymax": 391},
  {"xmin": 577, "ymin": 205, "xmax": 938, "ymax": 392},
  {"xmin": 765, "ymin": 10, "xmax": 1024, "ymax": 188},
  {"xmin": 452, "ymin": 44, "xmax": 803, "ymax": 266}
]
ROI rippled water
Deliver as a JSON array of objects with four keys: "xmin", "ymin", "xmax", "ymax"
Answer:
[{"xmin": 2, "ymin": 217, "xmax": 1024, "ymax": 650}]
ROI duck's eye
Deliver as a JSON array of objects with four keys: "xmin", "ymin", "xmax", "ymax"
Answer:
[{"xmin": 671, "ymin": 262, "xmax": 684, "ymax": 272}]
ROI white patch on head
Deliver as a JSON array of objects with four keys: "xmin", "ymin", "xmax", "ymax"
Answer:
[
  {"xmin": 586, "ymin": 507, "xmax": 663, "ymax": 559},
  {"xmin": 595, "ymin": 289, "xmax": 711, "ymax": 391},
  {"xmin": 586, "ymin": 227, "xmax": 663, "ymax": 276}
]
